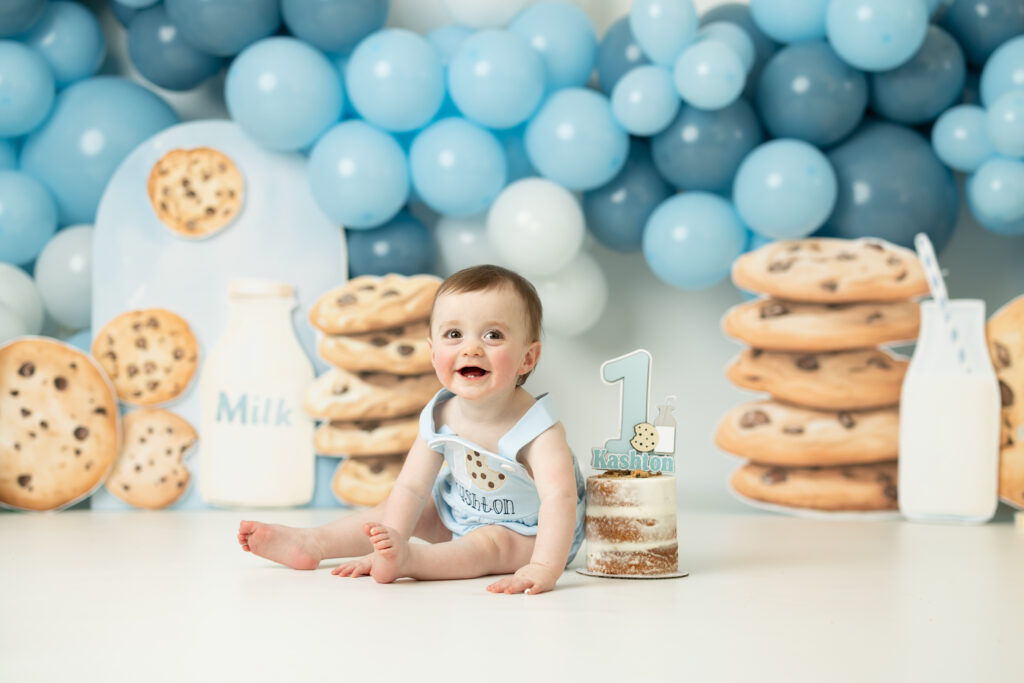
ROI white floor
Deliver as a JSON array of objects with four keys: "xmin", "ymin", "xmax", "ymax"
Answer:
[{"xmin": 2, "ymin": 507, "xmax": 1022, "ymax": 683}]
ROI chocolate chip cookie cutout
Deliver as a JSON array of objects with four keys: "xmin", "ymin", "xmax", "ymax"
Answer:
[
  {"xmin": 332, "ymin": 454, "xmax": 403, "ymax": 507},
  {"xmin": 105, "ymin": 408, "xmax": 196, "ymax": 509},
  {"xmin": 309, "ymin": 274, "xmax": 441, "ymax": 335},
  {"xmin": 318, "ymin": 320, "xmax": 432, "ymax": 375},
  {"xmin": 730, "ymin": 461, "xmax": 899, "ymax": 511},
  {"xmin": 148, "ymin": 147, "xmax": 244, "ymax": 239}
]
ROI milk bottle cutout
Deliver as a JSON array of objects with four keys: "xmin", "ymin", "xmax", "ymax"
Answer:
[
  {"xmin": 200, "ymin": 279, "xmax": 315, "ymax": 507},
  {"xmin": 898, "ymin": 235, "xmax": 1000, "ymax": 523},
  {"xmin": 653, "ymin": 396, "xmax": 677, "ymax": 455}
]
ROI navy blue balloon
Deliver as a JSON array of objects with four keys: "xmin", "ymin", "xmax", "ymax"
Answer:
[
  {"xmin": 128, "ymin": 6, "xmax": 225, "ymax": 91},
  {"xmin": 347, "ymin": 211, "xmax": 436, "ymax": 276},
  {"xmin": 650, "ymin": 98, "xmax": 763, "ymax": 193},
  {"xmin": 110, "ymin": 1, "xmax": 142, "ymax": 28},
  {"xmin": 0, "ymin": 0, "xmax": 45, "ymax": 37},
  {"xmin": 165, "ymin": 0, "xmax": 280, "ymax": 57},
  {"xmin": 817, "ymin": 121, "xmax": 959, "ymax": 252},
  {"xmin": 870, "ymin": 26, "xmax": 966, "ymax": 126},
  {"xmin": 699, "ymin": 2, "xmax": 778, "ymax": 99},
  {"xmin": 940, "ymin": 0, "xmax": 1024, "ymax": 67},
  {"xmin": 282, "ymin": 0, "xmax": 388, "ymax": 54},
  {"xmin": 597, "ymin": 17, "xmax": 650, "ymax": 95},
  {"xmin": 757, "ymin": 41, "xmax": 867, "ymax": 147},
  {"xmin": 583, "ymin": 139, "xmax": 671, "ymax": 252}
]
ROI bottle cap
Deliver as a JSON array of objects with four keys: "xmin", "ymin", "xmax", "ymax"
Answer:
[{"xmin": 229, "ymin": 278, "xmax": 294, "ymax": 298}]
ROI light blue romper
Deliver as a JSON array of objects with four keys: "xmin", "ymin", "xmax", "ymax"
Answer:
[{"xmin": 421, "ymin": 389, "xmax": 587, "ymax": 567}]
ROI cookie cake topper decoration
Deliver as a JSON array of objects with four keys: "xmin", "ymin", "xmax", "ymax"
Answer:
[{"xmin": 591, "ymin": 349, "xmax": 677, "ymax": 473}]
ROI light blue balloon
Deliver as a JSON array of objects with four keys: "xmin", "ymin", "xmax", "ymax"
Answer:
[
  {"xmin": 750, "ymin": 0, "xmax": 828, "ymax": 44},
  {"xmin": 347, "ymin": 211, "xmax": 435, "ymax": 276},
  {"xmin": 448, "ymin": 30, "xmax": 545, "ymax": 130},
  {"xmin": 673, "ymin": 40, "xmax": 745, "ymax": 111},
  {"xmin": 986, "ymin": 90, "xmax": 1024, "ymax": 158},
  {"xmin": 967, "ymin": 157, "xmax": 1024, "ymax": 228},
  {"xmin": 524, "ymin": 88, "xmax": 629, "ymax": 191},
  {"xmin": 870, "ymin": 25, "xmax": 965, "ymax": 125},
  {"xmin": 64, "ymin": 328, "xmax": 92, "ymax": 352},
  {"xmin": 0, "ymin": 138, "xmax": 16, "ymax": 169},
  {"xmin": 0, "ymin": 0, "xmax": 45, "ymax": 37},
  {"xmin": 20, "ymin": 77, "xmax": 179, "ymax": 226},
  {"xmin": 128, "ymin": 5, "xmax": 224, "ymax": 91},
  {"xmin": 409, "ymin": 118, "xmax": 507, "ymax": 217},
  {"xmin": 826, "ymin": 0, "xmax": 929, "ymax": 72},
  {"xmin": 427, "ymin": 24, "xmax": 473, "ymax": 66},
  {"xmin": 756, "ymin": 41, "xmax": 867, "ymax": 147},
  {"xmin": 931, "ymin": 105, "xmax": 995, "ymax": 172},
  {"xmin": 308, "ymin": 120, "xmax": 409, "ymax": 229},
  {"xmin": 509, "ymin": 1, "xmax": 597, "ymax": 90},
  {"xmin": 642, "ymin": 192, "xmax": 748, "ymax": 290},
  {"xmin": 165, "ymin": 0, "xmax": 280, "ymax": 57},
  {"xmin": 980, "ymin": 36, "xmax": 1024, "ymax": 107},
  {"xmin": 0, "ymin": 40, "xmax": 54, "ymax": 137},
  {"xmin": 611, "ymin": 65, "xmax": 680, "ymax": 136},
  {"xmin": 18, "ymin": 2, "xmax": 105, "ymax": 87},
  {"xmin": 698, "ymin": 22, "xmax": 755, "ymax": 72},
  {"xmin": 0, "ymin": 169, "xmax": 57, "ymax": 265},
  {"xmin": 629, "ymin": 0, "xmax": 698, "ymax": 66},
  {"xmin": 346, "ymin": 29, "xmax": 444, "ymax": 132},
  {"xmin": 700, "ymin": 3, "xmax": 780, "ymax": 101},
  {"xmin": 597, "ymin": 16, "xmax": 650, "ymax": 94},
  {"xmin": 733, "ymin": 139, "xmax": 837, "ymax": 239},
  {"xmin": 226, "ymin": 37, "xmax": 343, "ymax": 151},
  {"xmin": 282, "ymin": 0, "xmax": 388, "ymax": 54}
]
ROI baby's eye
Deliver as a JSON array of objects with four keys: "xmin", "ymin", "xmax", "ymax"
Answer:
[
  {"xmin": 484, "ymin": 330, "xmax": 503, "ymax": 340},
  {"xmin": 444, "ymin": 329, "xmax": 462, "ymax": 339}
]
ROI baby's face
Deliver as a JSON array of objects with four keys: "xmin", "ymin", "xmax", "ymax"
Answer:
[{"xmin": 429, "ymin": 287, "xmax": 539, "ymax": 401}]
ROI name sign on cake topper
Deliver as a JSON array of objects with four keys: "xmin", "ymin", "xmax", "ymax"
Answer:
[{"xmin": 592, "ymin": 349, "xmax": 677, "ymax": 473}]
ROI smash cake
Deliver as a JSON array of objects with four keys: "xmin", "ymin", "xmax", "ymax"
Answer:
[{"xmin": 581, "ymin": 350, "xmax": 684, "ymax": 579}]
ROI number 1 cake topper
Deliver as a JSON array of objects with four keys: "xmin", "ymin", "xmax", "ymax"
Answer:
[{"xmin": 592, "ymin": 349, "xmax": 677, "ymax": 474}]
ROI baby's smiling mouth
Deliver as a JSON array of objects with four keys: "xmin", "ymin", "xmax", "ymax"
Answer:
[{"xmin": 458, "ymin": 367, "xmax": 488, "ymax": 379}]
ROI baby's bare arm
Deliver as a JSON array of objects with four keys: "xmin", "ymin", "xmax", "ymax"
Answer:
[{"xmin": 380, "ymin": 436, "xmax": 443, "ymax": 539}]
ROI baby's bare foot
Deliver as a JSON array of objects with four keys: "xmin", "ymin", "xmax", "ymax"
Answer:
[
  {"xmin": 237, "ymin": 520, "xmax": 324, "ymax": 570},
  {"xmin": 363, "ymin": 522, "xmax": 409, "ymax": 584}
]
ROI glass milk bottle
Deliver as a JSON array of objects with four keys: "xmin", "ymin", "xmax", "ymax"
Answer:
[
  {"xmin": 653, "ymin": 396, "xmax": 677, "ymax": 455},
  {"xmin": 899, "ymin": 300, "xmax": 1000, "ymax": 523},
  {"xmin": 200, "ymin": 279, "xmax": 315, "ymax": 507}
]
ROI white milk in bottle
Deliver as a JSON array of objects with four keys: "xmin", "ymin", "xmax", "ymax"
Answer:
[
  {"xmin": 200, "ymin": 279, "xmax": 315, "ymax": 507},
  {"xmin": 899, "ymin": 300, "xmax": 1000, "ymax": 523}
]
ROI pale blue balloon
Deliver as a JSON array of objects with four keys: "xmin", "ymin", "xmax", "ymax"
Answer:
[
  {"xmin": 597, "ymin": 16, "xmax": 650, "ymax": 94},
  {"xmin": 0, "ymin": 0, "xmax": 45, "ymax": 37},
  {"xmin": 33, "ymin": 224, "xmax": 92, "ymax": 329},
  {"xmin": 611, "ymin": 65, "xmax": 680, "ymax": 136},
  {"xmin": 308, "ymin": 120, "xmax": 409, "ymax": 229},
  {"xmin": 0, "ymin": 138, "xmax": 16, "ymax": 169},
  {"xmin": 427, "ymin": 24, "xmax": 473, "ymax": 66},
  {"xmin": 673, "ymin": 40, "xmax": 745, "ymax": 111},
  {"xmin": 409, "ymin": 118, "xmax": 507, "ymax": 217},
  {"xmin": 700, "ymin": 3, "xmax": 779, "ymax": 100},
  {"xmin": 508, "ymin": 0, "xmax": 597, "ymax": 90},
  {"xmin": 931, "ymin": 105, "xmax": 995, "ymax": 172},
  {"xmin": 524, "ymin": 88, "xmax": 629, "ymax": 191},
  {"xmin": 939, "ymin": 0, "xmax": 1024, "ymax": 68},
  {"xmin": 128, "ymin": 5, "xmax": 224, "ymax": 91},
  {"xmin": 20, "ymin": 77, "xmax": 179, "ymax": 226},
  {"xmin": 165, "ymin": 0, "xmax": 280, "ymax": 57},
  {"xmin": 967, "ymin": 157, "xmax": 1024, "ymax": 230},
  {"xmin": 980, "ymin": 36, "xmax": 1024, "ymax": 107},
  {"xmin": 698, "ymin": 22, "xmax": 755, "ymax": 72},
  {"xmin": 642, "ymin": 192, "xmax": 748, "ymax": 290},
  {"xmin": 226, "ymin": 37, "xmax": 343, "ymax": 151},
  {"xmin": 986, "ymin": 90, "xmax": 1024, "ymax": 157},
  {"xmin": 826, "ymin": 0, "xmax": 929, "ymax": 72},
  {"xmin": 0, "ymin": 170, "xmax": 57, "ymax": 265},
  {"xmin": 282, "ymin": 0, "xmax": 388, "ymax": 54},
  {"xmin": 346, "ymin": 29, "xmax": 444, "ymax": 132},
  {"xmin": 750, "ymin": 0, "xmax": 828, "ymax": 44},
  {"xmin": 629, "ymin": 0, "xmax": 698, "ymax": 66},
  {"xmin": 18, "ymin": 2, "xmax": 105, "ymax": 87},
  {"xmin": 870, "ymin": 25, "xmax": 965, "ymax": 125},
  {"xmin": 0, "ymin": 40, "xmax": 54, "ymax": 137},
  {"xmin": 733, "ymin": 139, "xmax": 837, "ymax": 239},
  {"xmin": 448, "ymin": 29, "xmax": 545, "ymax": 129}
]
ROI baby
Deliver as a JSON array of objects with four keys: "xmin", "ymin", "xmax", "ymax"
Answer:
[{"xmin": 237, "ymin": 265, "xmax": 586, "ymax": 594}]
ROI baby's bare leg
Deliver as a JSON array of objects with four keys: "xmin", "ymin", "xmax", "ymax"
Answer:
[{"xmin": 362, "ymin": 523, "xmax": 534, "ymax": 584}]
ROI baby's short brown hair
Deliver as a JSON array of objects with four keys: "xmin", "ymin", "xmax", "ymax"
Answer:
[{"xmin": 431, "ymin": 265, "xmax": 543, "ymax": 385}]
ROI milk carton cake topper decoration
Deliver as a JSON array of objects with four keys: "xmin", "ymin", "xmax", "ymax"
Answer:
[{"xmin": 591, "ymin": 349, "xmax": 677, "ymax": 473}]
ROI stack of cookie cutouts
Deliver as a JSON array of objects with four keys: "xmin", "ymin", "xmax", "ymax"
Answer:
[
  {"xmin": 304, "ymin": 274, "xmax": 443, "ymax": 507},
  {"xmin": 717, "ymin": 238, "xmax": 929, "ymax": 514}
]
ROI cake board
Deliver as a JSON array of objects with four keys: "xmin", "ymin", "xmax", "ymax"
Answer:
[{"xmin": 576, "ymin": 568, "xmax": 689, "ymax": 579}]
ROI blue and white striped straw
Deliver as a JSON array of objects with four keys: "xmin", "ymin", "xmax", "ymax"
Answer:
[{"xmin": 913, "ymin": 232, "xmax": 971, "ymax": 373}]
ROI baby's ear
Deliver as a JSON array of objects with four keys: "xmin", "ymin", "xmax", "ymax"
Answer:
[{"xmin": 519, "ymin": 340, "xmax": 541, "ymax": 373}]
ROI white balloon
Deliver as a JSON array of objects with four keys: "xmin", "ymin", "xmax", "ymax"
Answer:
[
  {"xmin": 33, "ymin": 226, "xmax": 94, "ymax": 330},
  {"xmin": 533, "ymin": 251, "xmax": 608, "ymax": 336},
  {"xmin": 486, "ymin": 178, "xmax": 585, "ymax": 278},
  {"xmin": 0, "ymin": 301, "xmax": 29, "ymax": 345},
  {"xmin": 442, "ymin": 0, "xmax": 529, "ymax": 28},
  {"xmin": 435, "ymin": 213, "xmax": 503, "ymax": 276},
  {"xmin": 0, "ymin": 263, "xmax": 45, "ymax": 334}
]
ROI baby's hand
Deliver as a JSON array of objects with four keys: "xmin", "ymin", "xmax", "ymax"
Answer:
[
  {"xmin": 486, "ymin": 563, "xmax": 560, "ymax": 595},
  {"xmin": 331, "ymin": 553, "xmax": 373, "ymax": 578}
]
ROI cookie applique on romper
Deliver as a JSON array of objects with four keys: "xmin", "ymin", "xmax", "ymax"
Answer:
[{"xmin": 419, "ymin": 389, "xmax": 587, "ymax": 566}]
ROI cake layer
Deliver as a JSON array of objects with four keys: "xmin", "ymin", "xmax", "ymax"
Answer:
[
  {"xmin": 586, "ymin": 474, "xmax": 676, "ymax": 507},
  {"xmin": 585, "ymin": 515, "xmax": 677, "ymax": 544},
  {"xmin": 587, "ymin": 544, "xmax": 678, "ymax": 576}
]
